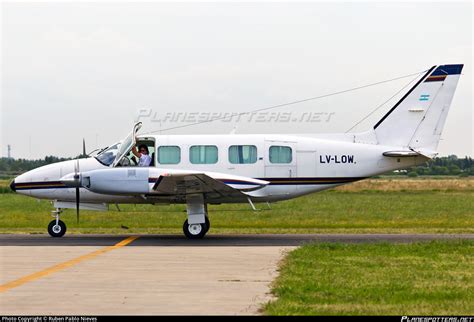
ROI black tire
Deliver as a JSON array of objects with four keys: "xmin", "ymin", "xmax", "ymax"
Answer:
[
  {"xmin": 205, "ymin": 216, "xmax": 210, "ymax": 233},
  {"xmin": 48, "ymin": 220, "xmax": 67, "ymax": 238},
  {"xmin": 183, "ymin": 219, "xmax": 208, "ymax": 239}
]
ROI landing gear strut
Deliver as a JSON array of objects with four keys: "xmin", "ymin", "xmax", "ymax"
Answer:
[{"xmin": 48, "ymin": 208, "xmax": 67, "ymax": 238}]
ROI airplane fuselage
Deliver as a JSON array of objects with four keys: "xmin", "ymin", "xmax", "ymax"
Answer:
[{"xmin": 12, "ymin": 134, "xmax": 425, "ymax": 205}]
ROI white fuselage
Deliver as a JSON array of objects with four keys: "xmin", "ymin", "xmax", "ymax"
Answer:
[{"xmin": 13, "ymin": 134, "xmax": 425, "ymax": 205}]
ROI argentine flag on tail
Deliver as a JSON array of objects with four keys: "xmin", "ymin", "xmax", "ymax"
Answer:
[{"xmin": 419, "ymin": 94, "xmax": 430, "ymax": 101}]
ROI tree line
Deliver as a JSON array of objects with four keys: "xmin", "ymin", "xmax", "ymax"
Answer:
[
  {"xmin": 0, "ymin": 156, "xmax": 74, "ymax": 179},
  {"xmin": 394, "ymin": 155, "xmax": 474, "ymax": 177}
]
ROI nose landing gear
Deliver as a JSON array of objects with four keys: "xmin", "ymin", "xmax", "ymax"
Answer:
[{"xmin": 48, "ymin": 208, "xmax": 67, "ymax": 238}]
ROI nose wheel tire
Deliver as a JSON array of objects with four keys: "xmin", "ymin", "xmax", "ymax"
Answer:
[
  {"xmin": 183, "ymin": 219, "xmax": 208, "ymax": 239},
  {"xmin": 48, "ymin": 220, "xmax": 67, "ymax": 238}
]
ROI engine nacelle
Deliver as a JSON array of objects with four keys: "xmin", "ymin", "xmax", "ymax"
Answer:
[{"xmin": 80, "ymin": 168, "xmax": 151, "ymax": 195}]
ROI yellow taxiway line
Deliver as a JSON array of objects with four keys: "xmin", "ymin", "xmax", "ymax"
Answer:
[{"xmin": 0, "ymin": 236, "xmax": 139, "ymax": 293}]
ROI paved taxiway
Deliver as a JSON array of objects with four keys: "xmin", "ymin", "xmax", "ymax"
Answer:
[{"xmin": 1, "ymin": 234, "xmax": 473, "ymax": 315}]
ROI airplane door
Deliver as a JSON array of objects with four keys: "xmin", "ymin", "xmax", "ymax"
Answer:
[
  {"xmin": 296, "ymin": 150, "xmax": 317, "ymax": 177},
  {"xmin": 264, "ymin": 141, "xmax": 297, "ymax": 178},
  {"xmin": 112, "ymin": 122, "xmax": 142, "ymax": 167}
]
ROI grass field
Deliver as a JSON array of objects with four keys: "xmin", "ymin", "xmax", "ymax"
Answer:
[
  {"xmin": 265, "ymin": 241, "xmax": 474, "ymax": 315},
  {"xmin": 0, "ymin": 178, "xmax": 472, "ymax": 234}
]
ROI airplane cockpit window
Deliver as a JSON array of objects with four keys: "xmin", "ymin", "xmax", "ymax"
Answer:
[
  {"xmin": 94, "ymin": 141, "xmax": 155, "ymax": 168},
  {"xmin": 95, "ymin": 122, "xmax": 157, "ymax": 168},
  {"xmin": 95, "ymin": 143, "xmax": 122, "ymax": 166}
]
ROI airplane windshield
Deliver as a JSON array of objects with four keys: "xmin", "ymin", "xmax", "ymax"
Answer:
[{"xmin": 95, "ymin": 143, "xmax": 122, "ymax": 166}]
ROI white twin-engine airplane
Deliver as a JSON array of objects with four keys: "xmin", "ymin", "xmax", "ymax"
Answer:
[{"xmin": 10, "ymin": 64, "xmax": 464, "ymax": 239}]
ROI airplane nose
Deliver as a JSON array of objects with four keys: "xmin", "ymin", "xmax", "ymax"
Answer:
[{"xmin": 10, "ymin": 179, "xmax": 16, "ymax": 192}]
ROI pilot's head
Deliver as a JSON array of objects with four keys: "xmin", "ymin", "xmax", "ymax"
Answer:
[{"xmin": 138, "ymin": 144, "xmax": 149, "ymax": 155}]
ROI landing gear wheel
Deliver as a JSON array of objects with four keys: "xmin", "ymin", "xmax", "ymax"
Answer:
[
  {"xmin": 183, "ymin": 219, "xmax": 208, "ymax": 239},
  {"xmin": 48, "ymin": 220, "xmax": 66, "ymax": 238}
]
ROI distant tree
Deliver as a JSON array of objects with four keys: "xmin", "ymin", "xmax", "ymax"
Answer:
[
  {"xmin": 391, "ymin": 156, "xmax": 472, "ymax": 176},
  {"xmin": 0, "ymin": 156, "xmax": 72, "ymax": 175},
  {"xmin": 449, "ymin": 165, "xmax": 461, "ymax": 175},
  {"xmin": 415, "ymin": 167, "xmax": 428, "ymax": 175}
]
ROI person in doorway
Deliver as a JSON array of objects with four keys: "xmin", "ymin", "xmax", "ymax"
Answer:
[{"xmin": 132, "ymin": 144, "xmax": 152, "ymax": 167}]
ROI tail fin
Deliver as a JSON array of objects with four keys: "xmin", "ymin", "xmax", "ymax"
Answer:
[{"xmin": 373, "ymin": 64, "xmax": 463, "ymax": 153}]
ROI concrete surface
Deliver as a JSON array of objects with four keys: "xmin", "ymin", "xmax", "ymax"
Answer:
[
  {"xmin": 0, "ymin": 243, "xmax": 293, "ymax": 315},
  {"xmin": 1, "ymin": 234, "xmax": 472, "ymax": 315}
]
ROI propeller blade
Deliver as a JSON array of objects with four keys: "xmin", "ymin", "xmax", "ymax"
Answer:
[
  {"xmin": 75, "ymin": 159, "xmax": 80, "ymax": 224},
  {"xmin": 76, "ymin": 187, "xmax": 80, "ymax": 224},
  {"xmin": 82, "ymin": 138, "xmax": 87, "ymax": 157},
  {"xmin": 74, "ymin": 159, "xmax": 78, "ymax": 175}
]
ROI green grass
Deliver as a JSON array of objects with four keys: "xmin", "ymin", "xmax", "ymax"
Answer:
[
  {"xmin": 0, "ymin": 179, "xmax": 12, "ymax": 194},
  {"xmin": 0, "ymin": 188, "xmax": 473, "ymax": 234},
  {"xmin": 265, "ymin": 241, "xmax": 474, "ymax": 315}
]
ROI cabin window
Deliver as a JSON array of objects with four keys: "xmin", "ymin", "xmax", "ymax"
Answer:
[
  {"xmin": 158, "ymin": 146, "xmax": 181, "ymax": 164},
  {"xmin": 269, "ymin": 146, "xmax": 292, "ymax": 164},
  {"xmin": 189, "ymin": 145, "xmax": 218, "ymax": 164},
  {"xmin": 229, "ymin": 145, "xmax": 257, "ymax": 164}
]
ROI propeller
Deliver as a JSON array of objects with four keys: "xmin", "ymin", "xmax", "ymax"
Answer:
[
  {"xmin": 73, "ymin": 159, "xmax": 81, "ymax": 224},
  {"xmin": 59, "ymin": 152, "xmax": 84, "ymax": 224}
]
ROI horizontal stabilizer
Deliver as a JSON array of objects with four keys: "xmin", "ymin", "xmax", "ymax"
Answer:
[
  {"xmin": 383, "ymin": 148, "xmax": 438, "ymax": 158},
  {"xmin": 383, "ymin": 150, "xmax": 421, "ymax": 157}
]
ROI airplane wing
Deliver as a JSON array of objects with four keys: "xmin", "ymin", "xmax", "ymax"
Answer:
[
  {"xmin": 73, "ymin": 167, "xmax": 269, "ymax": 200},
  {"xmin": 152, "ymin": 173, "xmax": 268, "ymax": 199}
]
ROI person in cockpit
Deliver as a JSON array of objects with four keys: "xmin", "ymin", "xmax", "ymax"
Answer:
[{"xmin": 131, "ymin": 144, "xmax": 152, "ymax": 167}]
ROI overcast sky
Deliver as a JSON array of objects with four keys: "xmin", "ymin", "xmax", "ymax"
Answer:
[{"xmin": 1, "ymin": 1, "xmax": 472, "ymax": 159}]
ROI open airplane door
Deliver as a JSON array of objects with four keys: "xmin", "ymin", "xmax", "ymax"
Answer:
[{"xmin": 112, "ymin": 122, "xmax": 142, "ymax": 167}]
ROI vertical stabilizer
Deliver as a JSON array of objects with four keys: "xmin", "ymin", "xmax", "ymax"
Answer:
[{"xmin": 373, "ymin": 64, "xmax": 463, "ymax": 152}]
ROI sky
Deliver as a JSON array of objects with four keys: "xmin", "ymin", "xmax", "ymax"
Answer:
[{"xmin": 1, "ymin": 1, "xmax": 472, "ymax": 159}]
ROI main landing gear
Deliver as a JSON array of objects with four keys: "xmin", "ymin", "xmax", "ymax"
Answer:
[
  {"xmin": 183, "ymin": 194, "xmax": 210, "ymax": 239},
  {"xmin": 48, "ymin": 208, "xmax": 67, "ymax": 237},
  {"xmin": 183, "ymin": 216, "xmax": 210, "ymax": 239}
]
